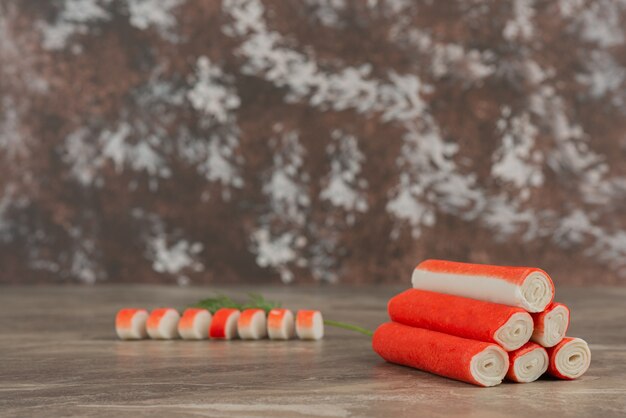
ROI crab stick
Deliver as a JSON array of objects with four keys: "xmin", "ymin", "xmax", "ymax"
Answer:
[
  {"xmin": 146, "ymin": 308, "xmax": 180, "ymax": 339},
  {"xmin": 373, "ymin": 322, "xmax": 509, "ymax": 387},
  {"xmin": 546, "ymin": 337, "xmax": 591, "ymax": 379},
  {"xmin": 506, "ymin": 342, "xmax": 549, "ymax": 383},
  {"xmin": 115, "ymin": 308, "xmax": 149, "ymax": 340},
  {"xmin": 209, "ymin": 308, "xmax": 240, "ymax": 339},
  {"xmin": 296, "ymin": 310, "xmax": 324, "ymax": 340},
  {"xmin": 388, "ymin": 289, "xmax": 533, "ymax": 351},
  {"xmin": 178, "ymin": 308, "xmax": 212, "ymax": 340},
  {"xmin": 531, "ymin": 302, "xmax": 570, "ymax": 347},
  {"xmin": 267, "ymin": 308, "xmax": 295, "ymax": 340},
  {"xmin": 411, "ymin": 259, "xmax": 554, "ymax": 312},
  {"xmin": 238, "ymin": 309, "xmax": 268, "ymax": 340}
]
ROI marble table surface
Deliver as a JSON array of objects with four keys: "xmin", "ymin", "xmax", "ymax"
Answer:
[{"xmin": 1, "ymin": 285, "xmax": 625, "ymax": 417}]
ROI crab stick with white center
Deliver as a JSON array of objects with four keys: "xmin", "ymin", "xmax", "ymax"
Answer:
[
  {"xmin": 210, "ymin": 308, "xmax": 240, "ymax": 340},
  {"xmin": 506, "ymin": 342, "xmax": 549, "ymax": 383},
  {"xmin": 146, "ymin": 308, "xmax": 180, "ymax": 339},
  {"xmin": 296, "ymin": 310, "xmax": 324, "ymax": 340},
  {"xmin": 178, "ymin": 308, "xmax": 212, "ymax": 340},
  {"xmin": 373, "ymin": 322, "xmax": 509, "ymax": 387},
  {"xmin": 411, "ymin": 259, "xmax": 554, "ymax": 312},
  {"xmin": 267, "ymin": 308, "xmax": 295, "ymax": 340},
  {"xmin": 115, "ymin": 308, "xmax": 149, "ymax": 340},
  {"xmin": 388, "ymin": 289, "xmax": 534, "ymax": 351},
  {"xmin": 238, "ymin": 309, "xmax": 268, "ymax": 340},
  {"xmin": 531, "ymin": 302, "xmax": 570, "ymax": 347},
  {"xmin": 546, "ymin": 337, "xmax": 591, "ymax": 379}
]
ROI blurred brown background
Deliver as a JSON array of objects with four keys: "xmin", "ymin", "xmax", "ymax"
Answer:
[{"xmin": 0, "ymin": 0, "xmax": 625, "ymax": 285}]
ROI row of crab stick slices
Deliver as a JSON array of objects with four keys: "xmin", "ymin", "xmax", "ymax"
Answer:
[
  {"xmin": 373, "ymin": 259, "xmax": 591, "ymax": 387},
  {"xmin": 116, "ymin": 307, "xmax": 324, "ymax": 341}
]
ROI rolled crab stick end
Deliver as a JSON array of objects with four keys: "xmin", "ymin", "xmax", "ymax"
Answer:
[
  {"xmin": 531, "ymin": 302, "xmax": 570, "ymax": 347},
  {"xmin": 373, "ymin": 322, "xmax": 509, "ymax": 387},
  {"xmin": 267, "ymin": 308, "xmax": 295, "ymax": 340},
  {"xmin": 506, "ymin": 342, "xmax": 549, "ymax": 383},
  {"xmin": 210, "ymin": 308, "xmax": 240, "ymax": 340},
  {"xmin": 146, "ymin": 308, "xmax": 180, "ymax": 340},
  {"xmin": 546, "ymin": 337, "xmax": 591, "ymax": 380},
  {"xmin": 411, "ymin": 259, "xmax": 554, "ymax": 312},
  {"xmin": 115, "ymin": 308, "xmax": 149, "ymax": 340},
  {"xmin": 238, "ymin": 309, "xmax": 268, "ymax": 340},
  {"xmin": 178, "ymin": 308, "xmax": 212, "ymax": 340},
  {"xmin": 388, "ymin": 289, "xmax": 534, "ymax": 351},
  {"xmin": 296, "ymin": 310, "xmax": 324, "ymax": 340}
]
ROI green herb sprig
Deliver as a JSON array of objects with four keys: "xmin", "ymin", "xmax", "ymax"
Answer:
[
  {"xmin": 193, "ymin": 293, "xmax": 373, "ymax": 337},
  {"xmin": 193, "ymin": 293, "xmax": 280, "ymax": 314}
]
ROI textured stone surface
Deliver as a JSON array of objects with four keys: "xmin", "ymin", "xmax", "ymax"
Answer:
[
  {"xmin": 0, "ymin": 285, "xmax": 625, "ymax": 417},
  {"xmin": 1, "ymin": 1, "xmax": 626, "ymax": 285}
]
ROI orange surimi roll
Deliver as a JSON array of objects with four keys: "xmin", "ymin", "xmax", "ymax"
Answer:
[
  {"xmin": 177, "ymin": 308, "xmax": 212, "ymax": 340},
  {"xmin": 546, "ymin": 337, "xmax": 591, "ymax": 379},
  {"xmin": 373, "ymin": 322, "xmax": 509, "ymax": 387},
  {"xmin": 296, "ymin": 310, "xmax": 324, "ymax": 340},
  {"xmin": 237, "ymin": 309, "xmax": 268, "ymax": 340},
  {"xmin": 531, "ymin": 302, "xmax": 570, "ymax": 347},
  {"xmin": 267, "ymin": 308, "xmax": 295, "ymax": 340},
  {"xmin": 506, "ymin": 342, "xmax": 549, "ymax": 383},
  {"xmin": 115, "ymin": 308, "xmax": 149, "ymax": 340},
  {"xmin": 209, "ymin": 308, "xmax": 240, "ymax": 339},
  {"xmin": 146, "ymin": 308, "xmax": 180, "ymax": 339},
  {"xmin": 388, "ymin": 289, "xmax": 533, "ymax": 351},
  {"xmin": 412, "ymin": 259, "xmax": 554, "ymax": 312}
]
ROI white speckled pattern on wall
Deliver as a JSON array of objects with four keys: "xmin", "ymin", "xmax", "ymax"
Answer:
[{"xmin": 0, "ymin": 0, "xmax": 625, "ymax": 284}]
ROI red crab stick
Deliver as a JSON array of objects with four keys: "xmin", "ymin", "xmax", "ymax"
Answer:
[
  {"xmin": 238, "ymin": 309, "xmax": 268, "ymax": 340},
  {"xmin": 531, "ymin": 302, "xmax": 570, "ymax": 347},
  {"xmin": 411, "ymin": 259, "xmax": 554, "ymax": 312},
  {"xmin": 209, "ymin": 308, "xmax": 240, "ymax": 340},
  {"xmin": 267, "ymin": 308, "xmax": 295, "ymax": 340},
  {"xmin": 388, "ymin": 289, "xmax": 534, "ymax": 351},
  {"xmin": 146, "ymin": 308, "xmax": 180, "ymax": 339},
  {"xmin": 506, "ymin": 342, "xmax": 548, "ymax": 383},
  {"xmin": 546, "ymin": 337, "xmax": 591, "ymax": 379},
  {"xmin": 115, "ymin": 308, "xmax": 149, "ymax": 340},
  {"xmin": 178, "ymin": 308, "xmax": 212, "ymax": 340},
  {"xmin": 373, "ymin": 322, "xmax": 509, "ymax": 387},
  {"xmin": 296, "ymin": 310, "xmax": 324, "ymax": 340}
]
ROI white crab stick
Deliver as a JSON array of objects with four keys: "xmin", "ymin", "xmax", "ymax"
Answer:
[
  {"xmin": 115, "ymin": 308, "xmax": 149, "ymax": 340},
  {"xmin": 267, "ymin": 308, "xmax": 295, "ymax": 340},
  {"xmin": 296, "ymin": 310, "xmax": 324, "ymax": 340},
  {"xmin": 238, "ymin": 309, "xmax": 268, "ymax": 340},
  {"xmin": 531, "ymin": 302, "xmax": 570, "ymax": 347},
  {"xmin": 411, "ymin": 259, "xmax": 555, "ymax": 312},
  {"xmin": 506, "ymin": 342, "xmax": 549, "ymax": 383},
  {"xmin": 178, "ymin": 308, "xmax": 212, "ymax": 340},
  {"xmin": 146, "ymin": 308, "xmax": 180, "ymax": 339},
  {"xmin": 546, "ymin": 337, "xmax": 591, "ymax": 379},
  {"xmin": 210, "ymin": 308, "xmax": 240, "ymax": 340}
]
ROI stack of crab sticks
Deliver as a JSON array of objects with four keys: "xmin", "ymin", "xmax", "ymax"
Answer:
[
  {"xmin": 116, "ymin": 307, "xmax": 324, "ymax": 342},
  {"xmin": 373, "ymin": 259, "xmax": 591, "ymax": 387}
]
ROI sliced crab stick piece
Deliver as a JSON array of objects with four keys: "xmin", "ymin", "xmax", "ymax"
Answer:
[
  {"xmin": 267, "ymin": 308, "xmax": 295, "ymax": 340},
  {"xmin": 115, "ymin": 308, "xmax": 149, "ymax": 340},
  {"xmin": 238, "ymin": 309, "xmax": 268, "ymax": 340},
  {"xmin": 531, "ymin": 302, "xmax": 570, "ymax": 347},
  {"xmin": 546, "ymin": 337, "xmax": 591, "ymax": 379},
  {"xmin": 296, "ymin": 310, "xmax": 324, "ymax": 340},
  {"xmin": 506, "ymin": 342, "xmax": 549, "ymax": 383},
  {"xmin": 178, "ymin": 308, "xmax": 212, "ymax": 340},
  {"xmin": 388, "ymin": 289, "xmax": 534, "ymax": 351},
  {"xmin": 209, "ymin": 308, "xmax": 240, "ymax": 339},
  {"xmin": 411, "ymin": 259, "xmax": 554, "ymax": 312},
  {"xmin": 373, "ymin": 322, "xmax": 509, "ymax": 387},
  {"xmin": 146, "ymin": 308, "xmax": 180, "ymax": 339}
]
